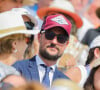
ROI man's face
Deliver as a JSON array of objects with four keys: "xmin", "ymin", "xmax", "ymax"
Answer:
[
  {"xmin": 0, "ymin": 0, "xmax": 23, "ymax": 13},
  {"xmin": 39, "ymin": 27, "xmax": 69, "ymax": 61}
]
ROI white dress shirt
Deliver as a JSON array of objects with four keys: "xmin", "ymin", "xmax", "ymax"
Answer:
[{"xmin": 36, "ymin": 55, "xmax": 56, "ymax": 86}]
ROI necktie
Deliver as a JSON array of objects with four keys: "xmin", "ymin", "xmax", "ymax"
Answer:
[{"xmin": 41, "ymin": 65, "xmax": 51, "ymax": 87}]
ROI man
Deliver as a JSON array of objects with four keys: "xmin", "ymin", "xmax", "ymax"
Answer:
[{"xmin": 13, "ymin": 14, "xmax": 72, "ymax": 87}]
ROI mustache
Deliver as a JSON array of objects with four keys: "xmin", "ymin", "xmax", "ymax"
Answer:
[{"xmin": 47, "ymin": 43, "xmax": 59, "ymax": 51}]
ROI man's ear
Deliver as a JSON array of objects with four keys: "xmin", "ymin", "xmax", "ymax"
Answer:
[
  {"xmin": 38, "ymin": 33, "xmax": 41, "ymax": 42},
  {"xmin": 94, "ymin": 48, "xmax": 100, "ymax": 58}
]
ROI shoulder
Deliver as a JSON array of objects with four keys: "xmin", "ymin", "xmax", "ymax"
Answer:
[
  {"xmin": 55, "ymin": 68, "xmax": 69, "ymax": 79},
  {"xmin": 65, "ymin": 66, "xmax": 81, "ymax": 83},
  {"xmin": 12, "ymin": 56, "xmax": 36, "ymax": 68}
]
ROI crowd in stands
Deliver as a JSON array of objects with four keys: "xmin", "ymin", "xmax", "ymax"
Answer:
[{"xmin": 0, "ymin": 0, "xmax": 100, "ymax": 90}]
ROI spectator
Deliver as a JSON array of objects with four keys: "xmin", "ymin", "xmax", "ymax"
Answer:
[
  {"xmin": 1, "ymin": 75, "xmax": 27, "ymax": 89},
  {"xmin": 13, "ymin": 14, "xmax": 72, "ymax": 87},
  {"xmin": 37, "ymin": 0, "xmax": 83, "ymax": 36},
  {"xmin": 11, "ymin": 8, "xmax": 39, "ymax": 59},
  {"xmin": 81, "ymin": 7, "xmax": 100, "ymax": 45},
  {"xmin": 66, "ymin": 35, "xmax": 100, "ymax": 87},
  {"xmin": 24, "ymin": 0, "xmax": 54, "ymax": 29},
  {"xmin": 50, "ymin": 79, "xmax": 83, "ymax": 90},
  {"xmin": 76, "ymin": 0, "xmax": 100, "ymax": 42},
  {"xmin": 0, "ymin": 0, "xmax": 36, "ymax": 13},
  {"xmin": 10, "ymin": 82, "xmax": 46, "ymax": 90},
  {"xmin": 37, "ymin": 0, "xmax": 85, "ymax": 67},
  {"xmin": 0, "ymin": 11, "xmax": 39, "ymax": 82}
]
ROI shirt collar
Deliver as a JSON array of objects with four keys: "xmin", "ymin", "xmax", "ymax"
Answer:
[{"xmin": 36, "ymin": 55, "xmax": 56, "ymax": 71}]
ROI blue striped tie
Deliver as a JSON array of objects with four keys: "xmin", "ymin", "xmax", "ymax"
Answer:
[{"xmin": 41, "ymin": 65, "xmax": 51, "ymax": 87}]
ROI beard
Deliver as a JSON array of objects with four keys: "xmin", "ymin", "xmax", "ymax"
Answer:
[{"xmin": 39, "ymin": 44, "xmax": 63, "ymax": 61}]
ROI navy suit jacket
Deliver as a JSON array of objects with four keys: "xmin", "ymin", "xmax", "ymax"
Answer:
[{"xmin": 13, "ymin": 56, "xmax": 69, "ymax": 82}]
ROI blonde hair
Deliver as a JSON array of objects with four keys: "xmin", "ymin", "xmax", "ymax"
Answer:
[{"xmin": 0, "ymin": 34, "xmax": 26, "ymax": 54}]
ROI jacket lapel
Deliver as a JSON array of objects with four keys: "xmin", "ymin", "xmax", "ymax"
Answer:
[
  {"xmin": 28, "ymin": 56, "xmax": 40, "ymax": 81},
  {"xmin": 53, "ymin": 67, "xmax": 60, "ymax": 81}
]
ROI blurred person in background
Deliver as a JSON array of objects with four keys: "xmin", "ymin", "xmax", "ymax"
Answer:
[
  {"xmin": 11, "ymin": 8, "xmax": 39, "ymax": 59},
  {"xmin": 24, "ymin": 0, "xmax": 54, "ymax": 16},
  {"xmin": 13, "ymin": 14, "xmax": 72, "ymax": 87},
  {"xmin": 0, "ymin": 0, "xmax": 36, "ymax": 13},
  {"xmin": 74, "ymin": 0, "xmax": 100, "ymax": 42},
  {"xmin": 10, "ymin": 82, "xmax": 46, "ymax": 90},
  {"xmin": 50, "ymin": 79, "xmax": 83, "ymax": 90},
  {"xmin": 0, "ymin": 0, "xmax": 23, "ymax": 13},
  {"xmin": 0, "ymin": 11, "xmax": 39, "ymax": 82},
  {"xmin": 84, "ymin": 0, "xmax": 100, "ymax": 27},
  {"xmin": 66, "ymin": 35, "xmax": 100, "ymax": 87},
  {"xmin": 37, "ymin": 0, "xmax": 83, "ymax": 37},
  {"xmin": 81, "ymin": 7, "xmax": 100, "ymax": 46},
  {"xmin": 0, "ymin": 0, "xmax": 40, "ymax": 59},
  {"xmin": 1, "ymin": 75, "xmax": 27, "ymax": 90},
  {"xmin": 24, "ymin": 0, "xmax": 54, "ymax": 29},
  {"xmin": 84, "ymin": 60, "xmax": 100, "ymax": 90}
]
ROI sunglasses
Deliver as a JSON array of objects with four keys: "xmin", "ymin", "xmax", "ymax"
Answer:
[
  {"xmin": 25, "ymin": 22, "xmax": 35, "ymax": 30},
  {"xmin": 42, "ymin": 31, "xmax": 69, "ymax": 44},
  {"xmin": 25, "ymin": 35, "xmax": 34, "ymax": 45}
]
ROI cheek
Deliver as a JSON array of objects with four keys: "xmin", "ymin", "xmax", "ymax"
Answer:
[
  {"xmin": 94, "ymin": 70, "xmax": 100, "ymax": 89},
  {"xmin": 59, "ymin": 45, "xmax": 66, "ymax": 53}
]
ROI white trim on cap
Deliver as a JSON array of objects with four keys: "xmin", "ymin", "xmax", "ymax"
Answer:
[{"xmin": 89, "ymin": 36, "xmax": 100, "ymax": 49}]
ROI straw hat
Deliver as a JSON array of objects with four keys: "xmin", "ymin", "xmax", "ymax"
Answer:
[
  {"xmin": 51, "ymin": 79, "xmax": 83, "ymax": 90},
  {"xmin": 0, "ymin": 11, "xmax": 40, "ymax": 38},
  {"xmin": 37, "ymin": 0, "xmax": 83, "ymax": 28},
  {"xmin": 11, "ymin": 8, "xmax": 38, "ymax": 27}
]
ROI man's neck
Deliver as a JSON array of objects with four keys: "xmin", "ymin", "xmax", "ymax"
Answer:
[{"xmin": 38, "ymin": 54, "xmax": 57, "ymax": 67}]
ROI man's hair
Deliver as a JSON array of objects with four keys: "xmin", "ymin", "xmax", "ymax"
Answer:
[
  {"xmin": 85, "ymin": 47, "xmax": 100, "ymax": 65},
  {"xmin": 0, "ymin": 34, "xmax": 26, "ymax": 54}
]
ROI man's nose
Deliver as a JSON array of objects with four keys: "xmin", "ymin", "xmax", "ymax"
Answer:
[{"xmin": 51, "ymin": 36, "xmax": 58, "ymax": 44}]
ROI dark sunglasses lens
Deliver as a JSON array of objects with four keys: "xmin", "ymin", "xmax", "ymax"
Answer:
[
  {"xmin": 57, "ymin": 35, "xmax": 67, "ymax": 43},
  {"xmin": 45, "ymin": 31, "xmax": 55, "ymax": 40},
  {"xmin": 25, "ymin": 22, "xmax": 35, "ymax": 30}
]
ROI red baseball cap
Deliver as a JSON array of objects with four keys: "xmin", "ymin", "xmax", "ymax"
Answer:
[{"xmin": 41, "ymin": 14, "xmax": 72, "ymax": 36}]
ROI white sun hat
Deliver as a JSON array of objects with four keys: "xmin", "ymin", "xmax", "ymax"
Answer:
[
  {"xmin": 11, "ymin": 8, "xmax": 38, "ymax": 27},
  {"xmin": 37, "ymin": 0, "xmax": 83, "ymax": 28},
  {"xmin": 89, "ymin": 36, "xmax": 100, "ymax": 49},
  {"xmin": 0, "ymin": 11, "xmax": 40, "ymax": 38}
]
